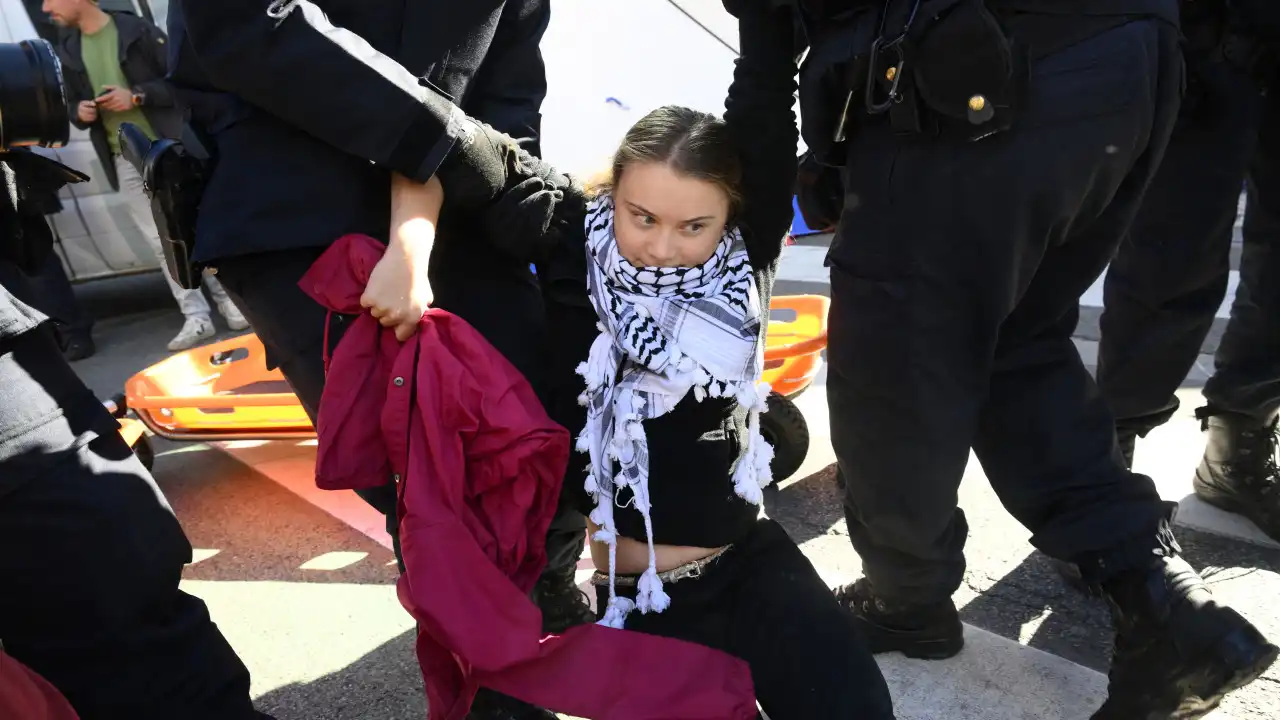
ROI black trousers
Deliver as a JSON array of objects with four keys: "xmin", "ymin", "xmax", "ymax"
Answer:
[
  {"xmin": 596, "ymin": 520, "xmax": 895, "ymax": 719},
  {"xmin": 213, "ymin": 245, "xmax": 588, "ymax": 574},
  {"xmin": 1098, "ymin": 56, "xmax": 1280, "ymax": 434},
  {"xmin": 0, "ymin": 333, "xmax": 260, "ymax": 720},
  {"xmin": 26, "ymin": 250, "xmax": 93, "ymax": 344},
  {"xmin": 827, "ymin": 18, "xmax": 1185, "ymax": 603}
]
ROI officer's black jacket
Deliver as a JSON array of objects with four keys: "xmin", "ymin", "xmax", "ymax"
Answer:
[{"xmin": 167, "ymin": 0, "xmax": 550, "ymax": 263}]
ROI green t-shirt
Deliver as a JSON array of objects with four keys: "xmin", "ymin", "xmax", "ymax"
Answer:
[{"xmin": 80, "ymin": 17, "xmax": 155, "ymax": 155}]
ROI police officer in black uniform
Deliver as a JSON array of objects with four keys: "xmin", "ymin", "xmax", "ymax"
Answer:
[
  {"xmin": 0, "ymin": 151, "xmax": 269, "ymax": 717},
  {"xmin": 1095, "ymin": 2, "xmax": 1280, "ymax": 541},
  {"xmin": 783, "ymin": 0, "xmax": 1279, "ymax": 715},
  {"xmin": 166, "ymin": 2, "xmax": 586, "ymax": 718}
]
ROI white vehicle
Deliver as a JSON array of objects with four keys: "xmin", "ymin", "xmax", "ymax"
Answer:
[{"xmin": 1, "ymin": 0, "xmax": 168, "ymax": 282}]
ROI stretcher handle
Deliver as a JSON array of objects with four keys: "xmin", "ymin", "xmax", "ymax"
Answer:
[
  {"xmin": 127, "ymin": 393, "xmax": 302, "ymax": 410},
  {"xmin": 763, "ymin": 333, "xmax": 829, "ymax": 361}
]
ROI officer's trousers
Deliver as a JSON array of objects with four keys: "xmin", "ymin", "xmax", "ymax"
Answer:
[
  {"xmin": 827, "ymin": 18, "xmax": 1184, "ymax": 603},
  {"xmin": 0, "ymin": 329, "xmax": 261, "ymax": 720},
  {"xmin": 26, "ymin": 250, "xmax": 94, "ymax": 345},
  {"xmin": 1098, "ymin": 57, "xmax": 1279, "ymax": 435},
  {"xmin": 212, "ymin": 246, "xmax": 588, "ymax": 574}
]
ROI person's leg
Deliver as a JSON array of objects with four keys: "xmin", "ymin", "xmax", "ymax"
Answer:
[
  {"xmin": 971, "ymin": 21, "xmax": 1277, "ymax": 716},
  {"xmin": 24, "ymin": 249, "xmax": 95, "ymax": 360},
  {"xmin": 1097, "ymin": 53, "xmax": 1264, "ymax": 464},
  {"xmin": 201, "ymin": 271, "xmax": 250, "ymax": 331},
  {"xmin": 0, "ymin": 330, "xmax": 263, "ymax": 719},
  {"xmin": 827, "ymin": 18, "xmax": 1178, "ymax": 657},
  {"xmin": 726, "ymin": 521, "xmax": 895, "ymax": 720},
  {"xmin": 211, "ymin": 250, "xmax": 403, "ymax": 555},
  {"xmin": 1195, "ymin": 80, "xmax": 1280, "ymax": 541},
  {"xmin": 112, "ymin": 157, "xmax": 215, "ymax": 351}
]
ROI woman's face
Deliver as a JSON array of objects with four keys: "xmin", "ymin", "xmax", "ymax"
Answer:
[{"xmin": 613, "ymin": 162, "xmax": 730, "ymax": 268}]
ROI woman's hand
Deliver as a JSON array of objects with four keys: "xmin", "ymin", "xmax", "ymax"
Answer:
[{"xmin": 361, "ymin": 174, "xmax": 444, "ymax": 342}]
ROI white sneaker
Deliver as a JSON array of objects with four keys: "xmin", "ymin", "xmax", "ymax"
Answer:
[
  {"xmin": 218, "ymin": 301, "xmax": 250, "ymax": 331},
  {"xmin": 168, "ymin": 316, "xmax": 216, "ymax": 351}
]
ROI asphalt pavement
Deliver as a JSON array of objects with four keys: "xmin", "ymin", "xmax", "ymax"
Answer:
[{"xmin": 57, "ymin": 231, "xmax": 1278, "ymax": 720}]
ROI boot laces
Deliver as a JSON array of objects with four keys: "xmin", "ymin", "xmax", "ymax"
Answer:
[{"xmin": 1242, "ymin": 420, "xmax": 1280, "ymax": 497}]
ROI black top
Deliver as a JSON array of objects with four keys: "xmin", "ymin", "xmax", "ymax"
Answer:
[
  {"xmin": 168, "ymin": 0, "xmax": 550, "ymax": 263},
  {"xmin": 544, "ymin": 4, "xmax": 800, "ymax": 549}
]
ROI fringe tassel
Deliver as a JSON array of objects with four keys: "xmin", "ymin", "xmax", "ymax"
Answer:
[{"xmin": 599, "ymin": 595, "xmax": 635, "ymax": 630}]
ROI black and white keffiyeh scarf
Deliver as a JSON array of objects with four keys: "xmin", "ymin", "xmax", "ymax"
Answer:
[{"xmin": 575, "ymin": 194, "xmax": 776, "ymax": 629}]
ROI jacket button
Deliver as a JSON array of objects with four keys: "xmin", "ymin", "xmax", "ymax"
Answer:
[{"xmin": 393, "ymin": 377, "xmax": 405, "ymax": 387}]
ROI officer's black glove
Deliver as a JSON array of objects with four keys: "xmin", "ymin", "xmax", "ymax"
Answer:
[
  {"xmin": 794, "ymin": 150, "xmax": 844, "ymax": 233},
  {"xmin": 477, "ymin": 170, "xmax": 589, "ymax": 265},
  {"xmin": 434, "ymin": 120, "xmax": 525, "ymax": 213}
]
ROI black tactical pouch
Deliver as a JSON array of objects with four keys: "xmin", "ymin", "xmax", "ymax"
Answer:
[
  {"xmin": 868, "ymin": 0, "xmax": 1028, "ymax": 140},
  {"xmin": 912, "ymin": 0, "xmax": 1028, "ymax": 138},
  {"xmin": 118, "ymin": 122, "xmax": 208, "ymax": 290}
]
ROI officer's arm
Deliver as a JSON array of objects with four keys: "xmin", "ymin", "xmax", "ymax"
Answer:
[
  {"xmin": 466, "ymin": 0, "xmax": 551, "ymax": 157},
  {"xmin": 724, "ymin": 2, "xmax": 800, "ymax": 266},
  {"xmin": 177, "ymin": 0, "xmax": 463, "ymax": 183},
  {"xmin": 131, "ymin": 24, "xmax": 176, "ymax": 108}
]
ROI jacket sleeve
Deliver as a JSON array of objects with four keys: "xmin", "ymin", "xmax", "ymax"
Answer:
[
  {"xmin": 59, "ymin": 49, "xmax": 93, "ymax": 131},
  {"xmin": 133, "ymin": 22, "xmax": 176, "ymax": 108},
  {"xmin": 177, "ymin": 0, "xmax": 468, "ymax": 183},
  {"xmin": 466, "ymin": 0, "xmax": 550, "ymax": 157},
  {"xmin": 724, "ymin": 3, "xmax": 800, "ymax": 269}
]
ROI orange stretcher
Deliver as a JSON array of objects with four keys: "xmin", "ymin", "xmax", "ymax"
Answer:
[{"xmin": 117, "ymin": 295, "xmax": 830, "ymax": 480}]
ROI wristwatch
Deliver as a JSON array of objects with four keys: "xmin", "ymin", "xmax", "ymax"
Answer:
[{"xmin": 131, "ymin": 90, "xmax": 145, "ymax": 107}]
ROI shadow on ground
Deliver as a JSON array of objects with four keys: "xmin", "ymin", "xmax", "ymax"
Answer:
[
  {"xmin": 764, "ymin": 462, "xmax": 845, "ymax": 546},
  {"xmin": 253, "ymin": 630, "xmax": 426, "ymax": 720},
  {"xmin": 154, "ymin": 441, "xmax": 399, "ymax": 585}
]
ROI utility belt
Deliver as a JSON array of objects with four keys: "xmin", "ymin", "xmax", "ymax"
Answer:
[
  {"xmin": 800, "ymin": 0, "xmax": 1160, "ymax": 166},
  {"xmin": 800, "ymin": 0, "xmax": 1026, "ymax": 166}
]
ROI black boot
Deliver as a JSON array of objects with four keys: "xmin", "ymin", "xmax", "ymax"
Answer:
[
  {"xmin": 531, "ymin": 563, "xmax": 595, "ymax": 635},
  {"xmin": 1192, "ymin": 409, "xmax": 1280, "ymax": 543},
  {"xmin": 833, "ymin": 578, "xmax": 964, "ymax": 659},
  {"xmin": 1091, "ymin": 556, "xmax": 1277, "ymax": 719},
  {"xmin": 63, "ymin": 333, "xmax": 95, "ymax": 361}
]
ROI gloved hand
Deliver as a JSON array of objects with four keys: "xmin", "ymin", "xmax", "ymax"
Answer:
[
  {"xmin": 432, "ymin": 113, "xmax": 589, "ymax": 262},
  {"xmin": 794, "ymin": 150, "xmax": 844, "ymax": 233},
  {"xmin": 477, "ymin": 169, "xmax": 589, "ymax": 265},
  {"xmin": 434, "ymin": 118, "xmax": 526, "ymax": 213}
]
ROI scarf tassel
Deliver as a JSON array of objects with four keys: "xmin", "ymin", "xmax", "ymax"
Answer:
[
  {"xmin": 599, "ymin": 595, "xmax": 635, "ymax": 630},
  {"xmin": 636, "ymin": 568, "xmax": 671, "ymax": 614},
  {"xmin": 732, "ymin": 408, "xmax": 777, "ymax": 505}
]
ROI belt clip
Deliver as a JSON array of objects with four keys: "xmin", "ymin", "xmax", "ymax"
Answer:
[
  {"xmin": 266, "ymin": 0, "xmax": 302, "ymax": 28},
  {"xmin": 864, "ymin": 36, "xmax": 907, "ymax": 116}
]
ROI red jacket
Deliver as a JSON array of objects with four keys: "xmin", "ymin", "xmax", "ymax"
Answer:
[
  {"xmin": 0, "ymin": 652, "xmax": 79, "ymax": 720},
  {"xmin": 301, "ymin": 235, "xmax": 758, "ymax": 720}
]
